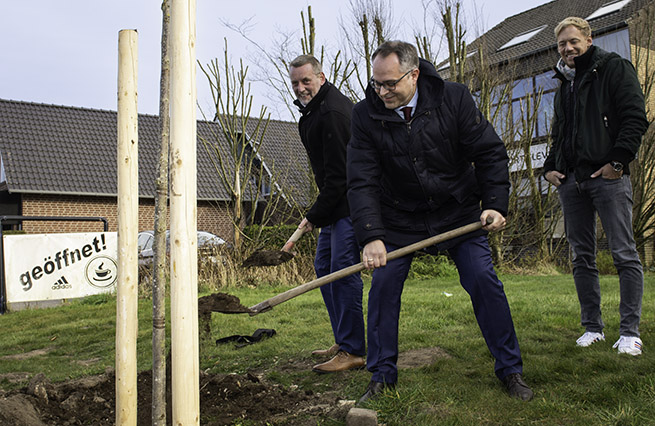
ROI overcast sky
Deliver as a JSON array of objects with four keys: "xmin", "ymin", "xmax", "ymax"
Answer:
[{"xmin": 1, "ymin": 0, "xmax": 552, "ymax": 121}]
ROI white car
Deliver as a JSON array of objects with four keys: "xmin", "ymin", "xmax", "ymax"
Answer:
[{"xmin": 138, "ymin": 230, "xmax": 227, "ymax": 267}]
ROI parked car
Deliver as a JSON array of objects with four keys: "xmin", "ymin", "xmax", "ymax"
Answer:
[{"xmin": 137, "ymin": 230, "xmax": 227, "ymax": 267}]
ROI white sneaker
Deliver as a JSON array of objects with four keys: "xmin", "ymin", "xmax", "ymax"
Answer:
[
  {"xmin": 613, "ymin": 336, "xmax": 643, "ymax": 356},
  {"xmin": 576, "ymin": 331, "xmax": 605, "ymax": 347}
]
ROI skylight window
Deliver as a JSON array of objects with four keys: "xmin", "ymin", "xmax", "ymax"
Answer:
[
  {"xmin": 586, "ymin": 0, "xmax": 631, "ymax": 20},
  {"xmin": 497, "ymin": 25, "xmax": 547, "ymax": 51}
]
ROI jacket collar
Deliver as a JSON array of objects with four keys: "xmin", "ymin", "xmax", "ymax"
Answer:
[
  {"xmin": 365, "ymin": 58, "xmax": 444, "ymax": 121},
  {"xmin": 294, "ymin": 81, "xmax": 331, "ymax": 116},
  {"xmin": 553, "ymin": 46, "xmax": 615, "ymax": 82}
]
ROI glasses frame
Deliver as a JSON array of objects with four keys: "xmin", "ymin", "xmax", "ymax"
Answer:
[{"xmin": 369, "ymin": 68, "xmax": 415, "ymax": 92}]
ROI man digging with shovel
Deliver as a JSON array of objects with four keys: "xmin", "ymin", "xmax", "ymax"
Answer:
[
  {"xmin": 348, "ymin": 41, "xmax": 533, "ymax": 403},
  {"xmin": 289, "ymin": 55, "xmax": 366, "ymax": 373}
]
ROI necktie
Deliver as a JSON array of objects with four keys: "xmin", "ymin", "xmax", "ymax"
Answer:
[{"xmin": 402, "ymin": 106, "xmax": 412, "ymax": 122}]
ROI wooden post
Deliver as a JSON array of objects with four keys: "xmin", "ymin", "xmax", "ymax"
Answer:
[
  {"xmin": 169, "ymin": 0, "xmax": 199, "ymax": 424},
  {"xmin": 116, "ymin": 29, "xmax": 139, "ymax": 426}
]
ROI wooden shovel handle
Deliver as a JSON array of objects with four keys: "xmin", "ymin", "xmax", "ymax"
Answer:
[
  {"xmin": 281, "ymin": 226, "xmax": 308, "ymax": 252},
  {"xmin": 249, "ymin": 219, "xmax": 487, "ymax": 315}
]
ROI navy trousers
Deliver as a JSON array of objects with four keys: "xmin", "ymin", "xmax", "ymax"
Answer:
[
  {"xmin": 366, "ymin": 235, "xmax": 523, "ymax": 384},
  {"xmin": 314, "ymin": 217, "xmax": 366, "ymax": 356}
]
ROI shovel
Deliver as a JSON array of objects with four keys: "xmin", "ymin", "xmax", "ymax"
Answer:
[
  {"xmin": 241, "ymin": 225, "xmax": 308, "ymax": 268},
  {"xmin": 248, "ymin": 219, "xmax": 488, "ymax": 315}
]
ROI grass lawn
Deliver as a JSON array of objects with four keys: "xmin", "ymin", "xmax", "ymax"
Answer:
[{"xmin": 1, "ymin": 272, "xmax": 653, "ymax": 425}]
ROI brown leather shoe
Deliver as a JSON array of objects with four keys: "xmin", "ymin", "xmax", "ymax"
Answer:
[
  {"xmin": 312, "ymin": 351, "xmax": 365, "ymax": 374},
  {"xmin": 311, "ymin": 343, "xmax": 340, "ymax": 357}
]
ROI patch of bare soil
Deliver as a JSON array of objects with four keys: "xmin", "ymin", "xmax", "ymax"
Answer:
[
  {"xmin": 397, "ymin": 346, "xmax": 451, "ymax": 369},
  {"xmin": 0, "ymin": 368, "xmax": 352, "ymax": 426},
  {"xmin": 0, "ymin": 335, "xmax": 448, "ymax": 425}
]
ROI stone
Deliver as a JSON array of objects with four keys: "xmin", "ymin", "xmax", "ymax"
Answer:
[{"xmin": 346, "ymin": 407, "xmax": 378, "ymax": 426}]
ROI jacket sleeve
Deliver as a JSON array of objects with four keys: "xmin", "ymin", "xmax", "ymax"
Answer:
[
  {"xmin": 543, "ymin": 90, "xmax": 562, "ymax": 174},
  {"xmin": 346, "ymin": 105, "xmax": 386, "ymax": 246},
  {"xmin": 454, "ymin": 84, "xmax": 510, "ymax": 216},
  {"xmin": 606, "ymin": 58, "xmax": 648, "ymax": 165},
  {"xmin": 305, "ymin": 109, "xmax": 350, "ymax": 226}
]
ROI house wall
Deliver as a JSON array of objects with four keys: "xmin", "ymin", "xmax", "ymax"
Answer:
[{"xmin": 20, "ymin": 193, "xmax": 234, "ymax": 242}]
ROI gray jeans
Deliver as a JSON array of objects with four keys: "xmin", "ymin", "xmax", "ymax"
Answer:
[{"xmin": 558, "ymin": 173, "xmax": 643, "ymax": 337}]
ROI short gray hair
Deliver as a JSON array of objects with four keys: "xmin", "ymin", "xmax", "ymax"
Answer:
[
  {"xmin": 372, "ymin": 41, "xmax": 419, "ymax": 72},
  {"xmin": 289, "ymin": 55, "xmax": 323, "ymax": 74}
]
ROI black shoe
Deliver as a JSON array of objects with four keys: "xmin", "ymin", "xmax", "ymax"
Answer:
[
  {"xmin": 502, "ymin": 373, "xmax": 533, "ymax": 401},
  {"xmin": 357, "ymin": 380, "xmax": 395, "ymax": 406}
]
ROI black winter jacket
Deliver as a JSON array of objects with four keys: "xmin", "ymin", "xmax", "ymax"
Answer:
[
  {"xmin": 295, "ymin": 82, "xmax": 354, "ymax": 227},
  {"xmin": 544, "ymin": 46, "xmax": 648, "ymax": 181},
  {"xmin": 347, "ymin": 59, "xmax": 509, "ymax": 250}
]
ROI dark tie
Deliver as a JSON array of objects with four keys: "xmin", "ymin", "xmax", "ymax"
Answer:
[{"xmin": 402, "ymin": 106, "xmax": 412, "ymax": 122}]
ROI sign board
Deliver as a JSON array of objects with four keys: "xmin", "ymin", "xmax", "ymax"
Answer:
[
  {"xmin": 508, "ymin": 143, "xmax": 549, "ymax": 172},
  {"xmin": 3, "ymin": 232, "xmax": 118, "ymax": 305}
]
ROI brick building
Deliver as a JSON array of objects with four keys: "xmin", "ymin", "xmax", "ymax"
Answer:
[{"xmin": 0, "ymin": 99, "xmax": 311, "ymax": 240}]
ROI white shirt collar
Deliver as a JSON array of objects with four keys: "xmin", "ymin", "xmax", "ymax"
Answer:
[{"xmin": 394, "ymin": 88, "xmax": 419, "ymax": 119}]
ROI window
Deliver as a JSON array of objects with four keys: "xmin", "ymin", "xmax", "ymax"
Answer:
[
  {"xmin": 512, "ymin": 78, "xmax": 534, "ymax": 99},
  {"xmin": 534, "ymin": 72, "xmax": 559, "ymax": 92},
  {"xmin": 586, "ymin": 0, "xmax": 632, "ymax": 20},
  {"xmin": 497, "ymin": 25, "xmax": 547, "ymax": 51},
  {"xmin": 537, "ymin": 92, "xmax": 556, "ymax": 137},
  {"xmin": 594, "ymin": 29, "xmax": 631, "ymax": 59}
]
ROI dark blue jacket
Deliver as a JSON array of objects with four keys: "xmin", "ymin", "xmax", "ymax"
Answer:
[
  {"xmin": 347, "ymin": 59, "xmax": 509, "ymax": 250},
  {"xmin": 295, "ymin": 82, "xmax": 354, "ymax": 227}
]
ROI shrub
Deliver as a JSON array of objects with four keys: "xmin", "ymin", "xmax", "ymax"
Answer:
[
  {"xmin": 408, "ymin": 253, "xmax": 458, "ymax": 279},
  {"xmin": 596, "ymin": 250, "xmax": 617, "ymax": 275}
]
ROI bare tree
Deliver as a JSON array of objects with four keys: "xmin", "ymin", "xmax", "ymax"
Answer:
[
  {"xmin": 198, "ymin": 40, "xmax": 309, "ymax": 250},
  {"xmin": 152, "ymin": 1, "xmax": 170, "ymax": 424},
  {"xmin": 630, "ymin": 2, "xmax": 655, "ymax": 265},
  {"xmin": 337, "ymin": 0, "xmax": 398, "ymax": 98}
]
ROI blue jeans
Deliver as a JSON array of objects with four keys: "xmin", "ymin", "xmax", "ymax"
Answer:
[
  {"xmin": 558, "ymin": 173, "xmax": 643, "ymax": 336},
  {"xmin": 314, "ymin": 217, "xmax": 366, "ymax": 356},
  {"xmin": 366, "ymin": 235, "xmax": 523, "ymax": 384}
]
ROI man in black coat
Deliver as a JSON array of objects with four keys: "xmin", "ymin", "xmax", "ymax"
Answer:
[
  {"xmin": 289, "ymin": 55, "xmax": 366, "ymax": 373},
  {"xmin": 347, "ymin": 41, "xmax": 532, "ymax": 403}
]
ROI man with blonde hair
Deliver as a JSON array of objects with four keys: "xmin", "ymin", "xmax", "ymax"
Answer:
[{"xmin": 544, "ymin": 17, "xmax": 648, "ymax": 355}]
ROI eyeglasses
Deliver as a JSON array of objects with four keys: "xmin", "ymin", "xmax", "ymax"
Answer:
[{"xmin": 369, "ymin": 69, "xmax": 415, "ymax": 92}]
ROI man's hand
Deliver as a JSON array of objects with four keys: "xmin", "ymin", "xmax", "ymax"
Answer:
[
  {"xmin": 545, "ymin": 170, "xmax": 566, "ymax": 187},
  {"xmin": 591, "ymin": 163, "xmax": 623, "ymax": 179},
  {"xmin": 481, "ymin": 210, "xmax": 506, "ymax": 232},
  {"xmin": 362, "ymin": 239, "xmax": 386, "ymax": 270},
  {"xmin": 299, "ymin": 217, "xmax": 314, "ymax": 232}
]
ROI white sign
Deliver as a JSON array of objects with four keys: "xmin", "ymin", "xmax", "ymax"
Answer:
[
  {"xmin": 508, "ymin": 143, "xmax": 549, "ymax": 172},
  {"xmin": 4, "ymin": 232, "xmax": 118, "ymax": 304}
]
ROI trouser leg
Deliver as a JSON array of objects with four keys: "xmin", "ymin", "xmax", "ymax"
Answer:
[
  {"xmin": 588, "ymin": 176, "xmax": 643, "ymax": 336},
  {"xmin": 315, "ymin": 226, "xmax": 339, "ymax": 341},
  {"xmin": 327, "ymin": 217, "xmax": 366, "ymax": 355},
  {"xmin": 448, "ymin": 235, "xmax": 523, "ymax": 379},
  {"xmin": 558, "ymin": 175, "xmax": 604, "ymax": 333},
  {"xmin": 367, "ymin": 245, "xmax": 413, "ymax": 384}
]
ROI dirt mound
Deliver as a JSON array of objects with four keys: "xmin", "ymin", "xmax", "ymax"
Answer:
[
  {"xmin": 0, "ymin": 346, "xmax": 449, "ymax": 424},
  {"xmin": 0, "ymin": 368, "xmax": 349, "ymax": 425}
]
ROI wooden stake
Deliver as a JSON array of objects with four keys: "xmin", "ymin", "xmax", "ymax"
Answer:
[
  {"xmin": 116, "ymin": 29, "xmax": 139, "ymax": 426},
  {"xmin": 169, "ymin": 0, "xmax": 199, "ymax": 424}
]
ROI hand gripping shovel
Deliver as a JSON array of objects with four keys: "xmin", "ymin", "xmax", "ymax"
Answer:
[
  {"xmin": 241, "ymin": 226, "xmax": 308, "ymax": 268},
  {"xmin": 248, "ymin": 219, "xmax": 488, "ymax": 315}
]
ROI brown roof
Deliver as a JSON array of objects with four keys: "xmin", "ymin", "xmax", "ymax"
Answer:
[
  {"xmin": 0, "ymin": 99, "xmax": 311, "ymax": 204},
  {"xmin": 440, "ymin": 0, "xmax": 652, "ymax": 78}
]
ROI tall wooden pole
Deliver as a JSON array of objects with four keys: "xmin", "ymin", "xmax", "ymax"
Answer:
[
  {"xmin": 169, "ymin": 0, "xmax": 199, "ymax": 424},
  {"xmin": 152, "ymin": 1, "xmax": 171, "ymax": 425},
  {"xmin": 116, "ymin": 29, "xmax": 139, "ymax": 426}
]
